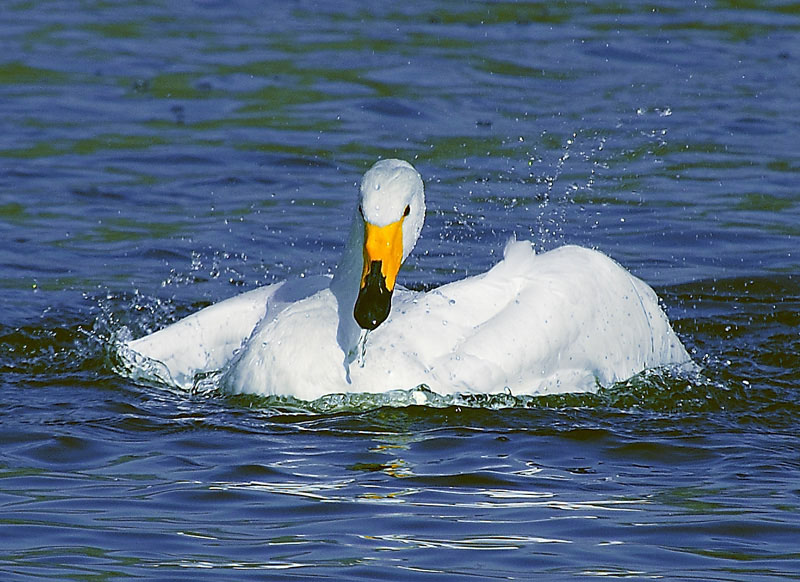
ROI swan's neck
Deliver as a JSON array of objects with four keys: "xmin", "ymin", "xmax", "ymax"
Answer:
[{"xmin": 330, "ymin": 215, "xmax": 365, "ymax": 361}]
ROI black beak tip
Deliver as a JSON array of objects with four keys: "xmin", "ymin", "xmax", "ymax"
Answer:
[
  {"xmin": 354, "ymin": 288, "xmax": 391, "ymax": 330},
  {"xmin": 354, "ymin": 261, "xmax": 393, "ymax": 331},
  {"xmin": 354, "ymin": 309, "xmax": 383, "ymax": 331}
]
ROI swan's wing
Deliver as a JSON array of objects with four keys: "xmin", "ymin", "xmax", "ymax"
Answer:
[
  {"xmin": 123, "ymin": 275, "xmax": 334, "ymax": 389},
  {"xmin": 124, "ymin": 284, "xmax": 282, "ymax": 388},
  {"xmin": 381, "ymin": 242, "xmax": 690, "ymax": 395},
  {"xmin": 437, "ymin": 244, "xmax": 692, "ymax": 394}
]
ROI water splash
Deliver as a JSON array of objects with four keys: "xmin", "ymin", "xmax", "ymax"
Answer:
[
  {"xmin": 220, "ymin": 366, "xmax": 733, "ymax": 416},
  {"xmin": 356, "ymin": 329, "xmax": 369, "ymax": 368},
  {"xmin": 526, "ymin": 130, "xmax": 610, "ymax": 248}
]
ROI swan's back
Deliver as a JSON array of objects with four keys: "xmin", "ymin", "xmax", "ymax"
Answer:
[{"xmin": 355, "ymin": 243, "xmax": 691, "ymax": 395}]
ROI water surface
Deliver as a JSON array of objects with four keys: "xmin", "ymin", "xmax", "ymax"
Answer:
[{"xmin": 2, "ymin": 1, "xmax": 799, "ymax": 580}]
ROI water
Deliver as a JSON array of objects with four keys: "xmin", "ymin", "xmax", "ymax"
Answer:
[{"xmin": 2, "ymin": 1, "xmax": 799, "ymax": 579}]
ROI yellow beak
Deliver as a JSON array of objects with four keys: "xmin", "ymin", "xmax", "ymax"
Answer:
[
  {"xmin": 360, "ymin": 218, "xmax": 405, "ymax": 292},
  {"xmin": 353, "ymin": 216, "xmax": 405, "ymax": 330}
]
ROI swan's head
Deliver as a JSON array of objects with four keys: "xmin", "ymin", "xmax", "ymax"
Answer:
[{"xmin": 353, "ymin": 159, "xmax": 425, "ymax": 330}]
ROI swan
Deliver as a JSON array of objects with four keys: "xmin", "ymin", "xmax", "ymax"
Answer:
[{"xmin": 121, "ymin": 159, "xmax": 692, "ymax": 400}]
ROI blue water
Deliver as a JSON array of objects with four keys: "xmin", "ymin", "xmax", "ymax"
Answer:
[{"xmin": 2, "ymin": 1, "xmax": 799, "ymax": 580}]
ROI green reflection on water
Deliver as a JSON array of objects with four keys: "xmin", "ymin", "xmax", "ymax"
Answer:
[
  {"xmin": 145, "ymin": 72, "xmax": 217, "ymax": 100},
  {"xmin": 474, "ymin": 57, "xmax": 576, "ymax": 81},
  {"xmin": 0, "ymin": 62, "xmax": 68, "ymax": 85},
  {"xmin": 85, "ymin": 20, "xmax": 143, "ymax": 39},
  {"xmin": 735, "ymin": 193, "xmax": 795, "ymax": 213},
  {"xmin": 0, "ymin": 134, "xmax": 169, "ymax": 159},
  {"xmin": 405, "ymin": 3, "xmax": 572, "ymax": 26}
]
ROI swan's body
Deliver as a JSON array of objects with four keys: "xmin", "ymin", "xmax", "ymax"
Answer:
[{"xmin": 123, "ymin": 159, "xmax": 692, "ymax": 399}]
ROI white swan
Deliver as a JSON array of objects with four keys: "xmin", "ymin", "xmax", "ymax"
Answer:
[{"xmin": 122, "ymin": 159, "xmax": 692, "ymax": 400}]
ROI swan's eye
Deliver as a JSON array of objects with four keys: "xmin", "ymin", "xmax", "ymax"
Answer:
[
  {"xmin": 358, "ymin": 204, "xmax": 364, "ymax": 217},
  {"xmin": 403, "ymin": 205, "xmax": 411, "ymax": 217}
]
